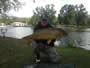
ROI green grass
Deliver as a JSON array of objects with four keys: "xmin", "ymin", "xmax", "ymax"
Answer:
[
  {"xmin": 0, "ymin": 37, "xmax": 90, "ymax": 68},
  {"xmin": 56, "ymin": 47, "xmax": 90, "ymax": 68}
]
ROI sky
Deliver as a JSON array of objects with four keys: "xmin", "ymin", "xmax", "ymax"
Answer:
[{"xmin": 9, "ymin": 0, "xmax": 90, "ymax": 17}]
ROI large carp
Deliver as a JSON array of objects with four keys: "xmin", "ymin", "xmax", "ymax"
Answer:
[{"xmin": 23, "ymin": 28, "xmax": 68, "ymax": 44}]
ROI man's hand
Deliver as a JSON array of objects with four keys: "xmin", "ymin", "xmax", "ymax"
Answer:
[{"xmin": 48, "ymin": 40, "xmax": 52, "ymax": 45}]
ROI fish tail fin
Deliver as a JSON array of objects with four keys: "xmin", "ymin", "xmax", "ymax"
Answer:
[
  {"xmin": 27, "ymin": 40, "xmax": 32, "ymax": 45},
  {"xmin": 23, "ymin": 37, "xmax": 32, "ymax": 45}
]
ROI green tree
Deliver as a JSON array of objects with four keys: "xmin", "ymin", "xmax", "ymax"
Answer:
[
  {"xmin": 28, "ymin": 14, "xmax": 39, "ymax": 25},
  {"xmin": 58, "ymin": 4, "xmax": 88, "ymax": 26},
  {"xmin": 75, "ymin": 4, "xmax": 88, "ymax": 26},
  {"xmin": 58, "ymin": 4, "xmax": 76, "ymax": 25},
  {"xmin": 31, "ymin": 4, "xmax": 56, "ymax": 25},
  {"xmin": 87, "ymin": 15, "xmax": 90, "ymax": 25},
  {"xmin": 0, "ymin": 0, "xmax": 23, "ymax": 24},
  {"xmin": 0, "ymin": 0, "xmax": 22, "ymax": 14}
]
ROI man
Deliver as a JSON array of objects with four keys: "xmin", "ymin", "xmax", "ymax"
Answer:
[{"xmin": 32, "ymin": 18, "xmax": 58, "ymax": 63}]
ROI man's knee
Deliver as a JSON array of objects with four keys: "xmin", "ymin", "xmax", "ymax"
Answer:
[{"xmin": 47, "ymin": 48, "xmax": 58, "ymax": 63}]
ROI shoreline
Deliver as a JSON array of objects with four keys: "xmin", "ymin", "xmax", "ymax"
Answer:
[{"xmin": 0, "ymin": 36, "xmax": 19, "ymax": 40}]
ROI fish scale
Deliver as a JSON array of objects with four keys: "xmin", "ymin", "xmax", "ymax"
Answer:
[{"xmin": 23, "ymin": 28, "xmax": 68, "ymax": 44}]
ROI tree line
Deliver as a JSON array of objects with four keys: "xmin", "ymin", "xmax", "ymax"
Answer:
[
  {"xmin": 29, "ymin": 4, "xmax": 90, "ymax": 26},
  {"xmin": 0, "ymin": 0, "xmax": 90, "ymax": 26}
]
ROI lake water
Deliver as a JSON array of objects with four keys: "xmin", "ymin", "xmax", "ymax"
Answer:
[
  {"xmin": 0, "ymin": 26, "xmax": 90, "ymax": 50},
  {"xmin": 0, "ymin": 26, "xmax": 33, "ymax": 39}
]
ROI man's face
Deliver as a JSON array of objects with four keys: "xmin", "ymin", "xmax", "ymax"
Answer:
[{"xmin": 40, "ymin": 20, "xmax": 48, "ymax": 26}]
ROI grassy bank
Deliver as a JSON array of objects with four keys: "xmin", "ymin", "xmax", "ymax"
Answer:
[
  {"xmin": 56, "ymin": 25, "xmax": 90, "ymax": 32},
  {"xmin": 0, "ymin": 37, "xmax": 90, "ymax": 68}
]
